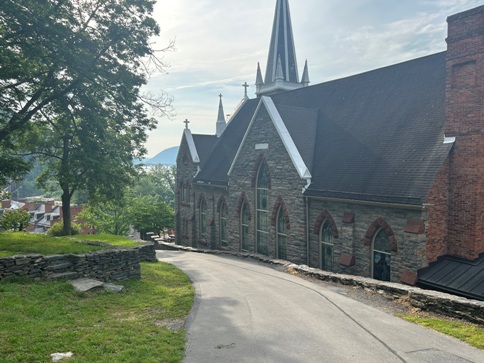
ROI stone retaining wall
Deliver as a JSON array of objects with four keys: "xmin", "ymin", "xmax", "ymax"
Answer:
[
  {"xmin": 0, "ymin": 244, "xmax": 157, "ymax": 282},
  {"xmin": 159, "ymin": 242, "xmax": 484, "ymax": 325}
]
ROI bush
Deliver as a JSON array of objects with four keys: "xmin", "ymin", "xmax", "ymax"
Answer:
[
  {"xmin": 47, "ymin": 221, "xmax": 81, "ymax": 236},
  {"xmin": 0, "ymin": 209, "xmax": 31, "ymax": 232}
]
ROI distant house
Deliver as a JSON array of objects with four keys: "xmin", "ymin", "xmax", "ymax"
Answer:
[
  {"xmin": 0, "ymin": 199, "xmax": 94, "ymax": 234},
  {"xmin": 175, "ymin": 1, "xmax": 484, "ymax": 300}
]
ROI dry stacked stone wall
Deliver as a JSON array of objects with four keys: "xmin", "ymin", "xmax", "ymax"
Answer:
[{"xmin": 0, "ymin": 244, "xmax": 156, "ymax": 282}]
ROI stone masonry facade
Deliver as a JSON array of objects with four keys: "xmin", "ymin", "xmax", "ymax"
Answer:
[
  {"xmin": 176, "ymin": 105, "xmax": 430, "ymax": 284},
  {"xmin": 175, "ymin": 5, "xmax": 484, "ymax": 286}
]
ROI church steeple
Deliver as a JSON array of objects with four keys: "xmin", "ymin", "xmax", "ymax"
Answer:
[
  {"xmin": 216, "ymin": 94, "xmax": 226, "ymax": 137},
  {"xmin": 255, "ymin": 0, "xmax": 309, "ymax": 97}
]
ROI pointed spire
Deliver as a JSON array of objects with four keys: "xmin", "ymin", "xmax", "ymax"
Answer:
[
  {"xmin": 256, "ymin": 62, "xmax": 264, "ymax": 85},
  {"xmin": 265, "ymin": 0, "xmax": 299, "ymax": 84},
  {"xmin": 216, "ymin": 94, "xmax": 226, "ymax": 137},
  {"xmin": 301, "ymin": 60, "xmax": 310, "ymax": 87},
  {"xmin": 256, "ymin": 0, "xmax": 307, "ymax": 97},
  {"xmin": 274, "ymin": 55, "xmax": 284, "ymax": 81}
]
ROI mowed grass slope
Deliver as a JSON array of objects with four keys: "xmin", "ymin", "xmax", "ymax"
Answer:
[
  {"xmin": 0, "ymin": 232, "xmax": 140, "ymax": 257},
  {"xmin": 0, "ymin": 262, "xmax": 194, "ymax": 362},
  {"xmin": 0, "ymin": 232, "xmax": 193, "ymax": 362}
]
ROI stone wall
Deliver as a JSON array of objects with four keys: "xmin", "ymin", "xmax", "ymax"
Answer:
[
  {"xmin": 0, "ymin": 244, "xmax": 157, "ymax": 282},
  {"xmin": 308, "ymin": 198, "xmax": 429, "ymax": 283},
  {"xmin": 224, "ymin": 105, "xmax": 308, "ymax": 264}
]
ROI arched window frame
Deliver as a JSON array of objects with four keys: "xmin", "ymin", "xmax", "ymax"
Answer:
[
  {"xmin": 276, "ymin": 206, "xmax": 287, "ymax": 260},
  {"xmin": 320, "ymin": 219, "xmax": 334, "ymax": 271},
  {"xmin": 371, "ymin": 228, "xmax": 392, "ymax": 281},
  {"xmin": 218, "ymin": 197, "xmax": 228, "ymax": 246},
  {"xmin": 198, "ymin": 195, "xmax": 207, "ymax": 241},
  {"xmin": 364, "ymin": 217, "xmax": 397, "ymax": 282}
]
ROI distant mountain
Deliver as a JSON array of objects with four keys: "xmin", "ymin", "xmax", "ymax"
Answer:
[{"xmin": 142, "ymin": 146, "xmax": 179, "ymax": 166}]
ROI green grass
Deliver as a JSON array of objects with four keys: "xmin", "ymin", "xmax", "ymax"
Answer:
[
  {"xmin": 73, "ymin": 233, "xmax": 141, "ymax": 248},
  {"xmin": 0, "ymin": 262, "xmax": 194, "ymax": 362},
  {"xmin": 0, "ymin": 232, "xmax": 104, "ymax": 257},
  {"xmin": 0, "ymin": 232, "xmax": 144, "ymax": 257},
  {"xmin": 401, "ymin": 315, "xmax": 484, "ymax": 350}
]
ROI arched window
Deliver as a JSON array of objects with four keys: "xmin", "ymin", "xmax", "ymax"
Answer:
[
  {"xmin": 372, "ymin": 228, "xmax": 391, "ymax": 281},
  {"xmin": 199, "ymin": 199, "xmax": 207, "ymax": 240},
  {"xmin": 276, "ymin": 207, "xmax": 287, "ymax": 259},
  {"xmin": 320, "ymin": 220, "xmax": 334, "ymax": 271},
  {"xmin": 256, "ymin": 163, "xmax": 268, "ymax": 255},
  {"xmin": 219, "ymin": 202, "xmax": 227, "ymax": 246},
  {"xmin": 241, "ymin": 202, "xmax": 249, "ymax": 251}
]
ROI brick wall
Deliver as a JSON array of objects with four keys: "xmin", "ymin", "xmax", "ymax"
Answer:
[
  {"xmin": 445, "ymin": 6, "xmax": 484, "ymax": 259},
  {"xmin": 425, "ymin": 159, "xmax": 450, "ymax": 262}
]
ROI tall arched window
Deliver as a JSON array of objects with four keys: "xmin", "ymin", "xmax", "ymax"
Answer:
[
  {"xmin": 372, "ymin": 228, "xmax": 391, "ymax": 281},
  {"xmin": 199, "ymin": 199, "xmax": 207, "ymax": 241},
  {"xmin": 219, "ymin": 202, "xmax": 227, "ymax": 246},
  {"xmin": 256, "ymin": 163, "xmax": 268, "ymax": 255},
  {"xmin": 241, "ymin": 202, "xmax": 249, "ymax": 251},
  {"xmin": 276, "ymin": 207, "xmax": 287, "ymax": 260},
  {"xmin": 320, "ymin": 220, "xmax": 334, "ymax": 271}
]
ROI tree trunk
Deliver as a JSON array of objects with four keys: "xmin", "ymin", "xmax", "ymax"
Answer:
[{"xmin": 62, "ymin": 190, "xmax": 72, "ymax": 235}]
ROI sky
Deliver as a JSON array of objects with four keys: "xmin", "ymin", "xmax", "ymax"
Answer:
[{"xmin": 142, "ymin": 0, "xmax": 483, "ymax": 157}]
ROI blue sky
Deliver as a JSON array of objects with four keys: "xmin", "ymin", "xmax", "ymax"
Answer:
[{"xmin": 142, "ymin": 0, "xmax": 483, "ymax": 157}]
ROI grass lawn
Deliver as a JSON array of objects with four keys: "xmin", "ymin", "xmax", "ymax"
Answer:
[
  {"xmin": 0, "ymin": 262, "xmax": 194, "ymax": 362},
  {"xmin": 0, "ymin": 232, "xmax": 142, "ymax": 257}
]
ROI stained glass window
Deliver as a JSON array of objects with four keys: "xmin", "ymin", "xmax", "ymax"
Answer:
[
  {"xmin": 372, "ymin": 228, "xmax": 391, "ymax": 281},
  {"xmin": 320, "ymin": 220, "xmax": 334, "ymax": 271},
  {"xmin": 199, "ymin": 199, "xmax": 207, "ymax": 240},
  {"xmin": 241, "ymin": 202, "xmax": 249, "ymax": 251},
  {"xmin": 256, "ymin": 163, "xmax": 268, "ymax": 255},
  {"xmin": 220, "ymin": 202, "xmax": 227, "ymax": 246},
  {"xmin": 277, "ymin": 207, "xmax": 287, "ymax": 260}
]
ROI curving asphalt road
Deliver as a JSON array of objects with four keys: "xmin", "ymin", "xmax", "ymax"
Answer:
[{"xmin": 157, "ymin": 250, "xmax": 484, "ymax": 363}]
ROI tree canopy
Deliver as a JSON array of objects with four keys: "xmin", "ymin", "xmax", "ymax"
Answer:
[{"xmin": 0, "ymin": 0, "xmax": 173, "ymax": 234}]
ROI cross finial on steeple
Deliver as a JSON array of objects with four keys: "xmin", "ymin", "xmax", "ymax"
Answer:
[
  {"xmin": 184, "ymin": 119, "xmax": 190, "ymax": 129},
  {"xmin": 242, "ymin": 82, "xmax": 249, "ymax": 99},
  {"xmin": 219, "ymin": 93, "xmax": 223, "ymax": 101}
]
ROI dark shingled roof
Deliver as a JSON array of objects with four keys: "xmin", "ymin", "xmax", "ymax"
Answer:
[
  {"xmin": 418, "ymin": 254, "xmax": 484, "ymax": 301},
  {"xmin": 274, "ymin": 52, "xmax": 452, "ymax": 205},
  {"xmin": 195, "ymin": 52, "xmax": 452, "ymax": 205},
  {"xmin": 195, "ymin": 99, "xmax": 259, "ymax": 185},
  {"xmin": 191, "ymin": 134, "xmax": 218, "ymax": 166}
]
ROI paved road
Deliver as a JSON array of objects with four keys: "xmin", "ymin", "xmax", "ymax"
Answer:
[{"xmin": 157, "ymin": 251, "xmax": 484, "ymax": 363}]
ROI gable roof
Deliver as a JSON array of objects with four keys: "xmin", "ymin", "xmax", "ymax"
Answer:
[
  {"xmin": 193, "ymin": 52, "xmax": 452, "ymax": 206},
  {"xmin": 228, "ymin": 97, "xmax": 311, "ymax": 180},
  {"xmin": 181, "ymin": 128, "xmax": 217, "ymax": 165},
  {"xmin": 272, "ymin": 51, "xmax": 452, "ymax": 205},
  {"xmin": 194, "ymin": 99, "xmax": 259, "ymax": 185}
]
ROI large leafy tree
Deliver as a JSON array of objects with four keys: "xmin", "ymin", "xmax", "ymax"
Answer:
[
  {"xmin": 0, "ymin": 209, "xmax": 31, "ymax": 232},
  {"xmin": 129, "ymin": 196, "xmax": 174, "ymax": 239},
  {"xmin": 0, "ymin": 0, "xmax": 173, "ymax": 234}
]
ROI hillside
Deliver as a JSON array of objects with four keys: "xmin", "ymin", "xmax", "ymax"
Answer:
[{"xmin": 143, "ymin": 146, "xmax": 178, "ymax": 165}]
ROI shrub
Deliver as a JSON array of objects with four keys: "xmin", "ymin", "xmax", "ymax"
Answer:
[
  {"xmin": 47, "ymin": 221, "xmax": 81, "ymax": 236},
  {"xmin": 0, "ymin": 209, "xmax": 31, "ymax": 232}
]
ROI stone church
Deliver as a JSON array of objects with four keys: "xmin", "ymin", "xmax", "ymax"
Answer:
[{"xmin": 175, "ymin": 1, "xmax": 484, "ymax": 299}]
